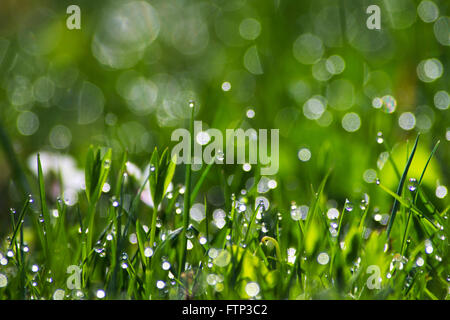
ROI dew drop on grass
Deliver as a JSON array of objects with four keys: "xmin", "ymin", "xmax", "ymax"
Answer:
[
  {"xmin": 144, "ymin": 247, "xmax": 153, "ymax": 258},
  {"xmin": 327, "ymin": 208, "xmax": 339, "ymax": 220},
  {"xmin": 9, "ymin": 208, "xmax": 16, "ymax": 215},
  {"xmin": 186, "ymin": 225, "xmax": 195, "ymax": 239},
  {"xmin": 6, "ymin": 250, "xmax": 14, "ymax": 258},
  {"xmin": 162, "ymin": 261, "xmax": 171, "ymax": 270},
  {"xmin": 237, "ymin": 203, "xmax": 247, "ymax": 213},
  {"xmin": 188, "ymin": 100, "xmax": 195, "ymax": 108},
  {"xmin": 103, "ymin": 160, "xmax": 111, "ymax": 169},
  {"xmin": 156, "ymin": 280, "xmax": 166, "ymax": 289},
  {"xmin": 94, "ymin": 242, "xmax": 104, "ymax": 254},
  {"xmin": 74, "ymin": 290, "xmax": 84, "ymax": 299},
  {"xmin": 416, "ymin": 257, "xmax": 424, "ymax": 267},
  {"xmin": 425, "ymin": 239, "xmax": 433, "ymax": 254},
  {"xmin": 359, "ymin": 199, "xmax": 367, "ymax": 210},
  {"xmin": 206, "ymin": 274, "xmax": 217, "ymax": 286},
  {"xmin": 317, "ymin": 252, "xmax": 330, "ymax": 265},
  {"xmin": 408, "ymin": 178, "xmax": 418, "ymax": 192},
  {"xmin": 96, "ymin": 290, "xmax": 105, "ymax": 299},
  {"xmin": 215, "ymin": 149, "xmax": 225, "ymax": 162},
  {"xmin": 436, "ymin": 185, "xmax": 448, "ymax": 199},
  {"xmin": 245, "ymin": 282, "xmax": 260, "ymax": 297},
  {"xmin": 376, "ymin": 131, "xmax": 384, "ymax": 144},
  {"xmin": 53, "ymin": 289, "xmax": 65, "ymax": 300},
  {"xmin": 344, "ymin": 200, "xmax": 353, "ymax": 212}
]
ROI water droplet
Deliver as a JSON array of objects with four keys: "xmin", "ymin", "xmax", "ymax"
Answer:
[
  {"xmin": 207, "ymin": 274, "xmax": 217, "ymax": 286},
  {"xmin": 345, "ymin": 200, "xmax": 353, "ymax": 212},
  {"xmin": 156, "ymin": 280, "xmax": 166, "ymax": 289},
  {"xmin": 103, "ymin": 160, "xmax": 111, "ymax": 169},
  {"xmin": 416, "ymin": 257, "xmax": 425, "ymax": 267},
  {"xmin": 150, "ymin": 165, "xmax": 156, "ymax": 172},
  {"xmin": 408, "ymin": 178, "xmax": 418, "ymax": 192},
  {"xmin": 245, "ymin": 282, "xmax": 260, "ymax": 297},
  {"xmin": 96, "ymin": 289, "xmax": 105, "ymax": 299},
  {"xmin": 376, "ymin": 178, "xmax": 381, "ymax": 185},
  {"xmin": 94, "ymin": 242, "xmax": 104, "ymax": 254},
  {"xmin": 188, "ymin": 100, "xmax": 195, "ymax": 108},
  {"xmin": 425, "ymin": 239, "xmax": 433, "ymax": 254},
  {"xmin": 317, "ymin": 252, "xmax": 330, "ymax": 265},
  {"xmin": 144, "ymin": 247, "xmax": 153, "ymax": 258},
  {"xmin": 9, "ymin": 208, "xmax": 16, "ymax": 215},
  {"xmin": 327, "ymin": 208, "xmax": 339, "ymax": 220},
  {"xmin": 186, "ymin": 225, "xmax": 195, "ymax": 239},
  {"xmin": 237, "ymin": 203, "xmax": 247, "ymax": 213},
  {"xmin": 360, "ymin": 199, "xmax": 367, "ymax": 210},
  {"xmin": 53, "ymin": 289, "xmax": 65, "ymax": 300},
  {"xmin": 376, "ymin": 131, "xmax": 384, "ymax": 144},
  {"xmin": 162, "ymin": 261, "xmax": 171, "ymax": 270},
  {"xmin": 216, "ymin": 150, "xmax": 225, "ymax": 162}
]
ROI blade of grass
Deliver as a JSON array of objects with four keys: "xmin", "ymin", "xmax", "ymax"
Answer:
[
  {"xmin": 190, "ymin": 161, "xmax": 214, "ymax": 203},
  {"xmin": 37, "ymin": 154, "xmax": 52, "ymax": 262},
  {"xmin": 179, "ymin": 102, "xmax": 195, "ymax": 278},
  {"xmin": 8, "ymin": 198, "xmax": 31, "ymax": 248},
  {"xmin": 385, "ymin": 134, "xmax": 420, "ymax": 240},
  {"xmin": 400, "ymin": 140, "xmax": 440, "ymax": 256},
  {"xmin": 378, "ymin": 182, "xmax": 437, "ymax": 228}
]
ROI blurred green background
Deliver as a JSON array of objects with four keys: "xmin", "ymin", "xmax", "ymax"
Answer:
[{"xmin": 0, "ymin": 0, "xmax": 448, "ymax": 236}]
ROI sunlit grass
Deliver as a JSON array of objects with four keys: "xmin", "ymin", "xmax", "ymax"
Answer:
[{"xmin": 0, "ymin": 106, "xmax": 448, "ymax": 300}]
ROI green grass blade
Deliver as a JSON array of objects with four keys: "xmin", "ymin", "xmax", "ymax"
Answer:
[
  {"xmin": 8, "ymin": 198, "xmax": 30, "ymax": 249},
  {"xmin": 190, "ymin": 161, "xmax": 214, "ymax": 203},
  {"xmin": 179, "ymin": 102, "xmax": 195, "ymax": 278},
  {"xmin": 385, "ymin": 134, "xmax": 420, "ymax": 240},
  {"xmin": 400, "ymin": 140, "xmax": 440, "ymax": 255}
]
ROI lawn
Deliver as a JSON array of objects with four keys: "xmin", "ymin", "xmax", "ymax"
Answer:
[{"xmin": 0, "ymin": 0, "xmax": 448, "ymax": 300}]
